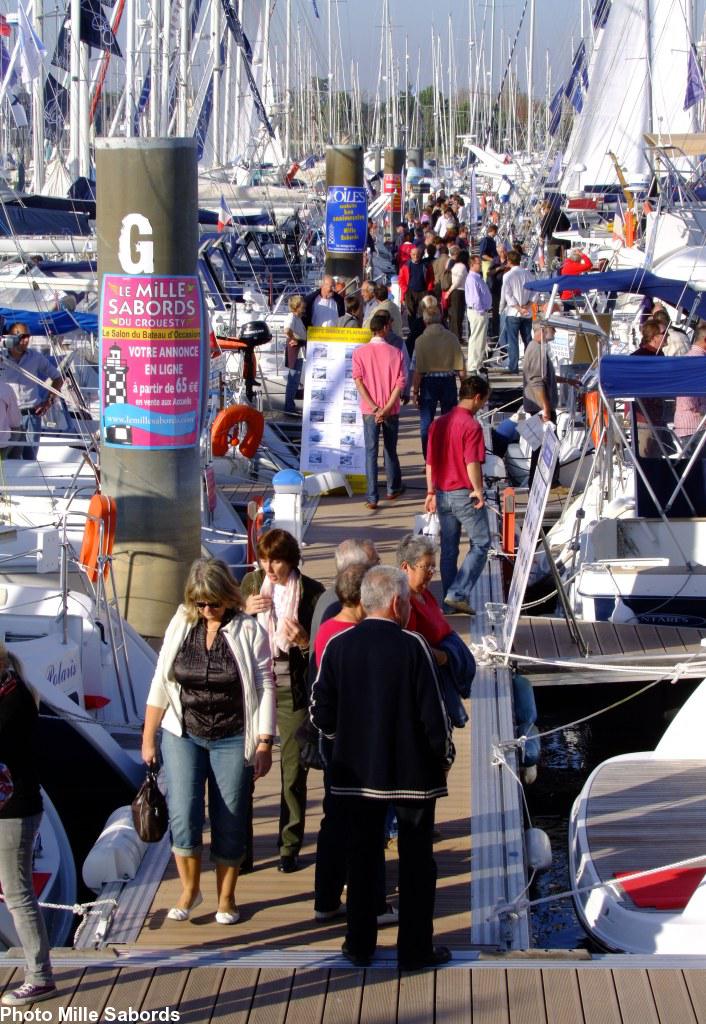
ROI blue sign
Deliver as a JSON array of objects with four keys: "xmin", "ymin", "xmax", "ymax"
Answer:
[{"xmin": 325, "ymin": 185, "xmax": 368, "ymax": 254}]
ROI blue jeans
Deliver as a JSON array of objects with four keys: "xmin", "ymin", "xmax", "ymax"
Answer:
[
  {"xmin": 0, "ymin": 814, "xmax": 53, "ymax": 986},
  {"xmin": 21, "ymin": 411, "xmax": 43, "ymax": 460},
  {"xmin": 362, "ymin": 413, "xmax": 402, "ymax": 504},
  {"xmin": 437, "ymin": 488, "xmax": 492, "ymax": 604},
  {"xmin": 504, "ymin": 316, "xmax": 532, "ymax": 373},
  {"xmin": 419, "ymin": 376, "xmax": 457, "ymax": 458},
  {"xmin": 161, "ymin": 730, "xmax": 253, "ymax": 866},
  {"xmin": 284, "ymin": 353, "xmax": 303, "ymax": 412}
]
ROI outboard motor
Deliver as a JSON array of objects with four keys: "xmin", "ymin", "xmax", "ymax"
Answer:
[{"xmin": 237, "ymin": 320, "xmax": 272, "ymax": 401}]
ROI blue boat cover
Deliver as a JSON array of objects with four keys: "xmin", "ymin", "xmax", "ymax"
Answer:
[
  {"xmin": 0, "ymin": 205, "xmax": 92, "ymax": 237},
  {"xmin": 599, "ymin": 355, "xmax": 706, "ymax": 398},
  {"xmin": 527, "ymin": 268, "xmax": 706, "ymax": 318},
  {"xmin": 0, "ymin": 307, "xmax": 98, "ymax": 335}
]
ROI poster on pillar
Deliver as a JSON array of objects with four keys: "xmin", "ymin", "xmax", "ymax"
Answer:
[
  {"xmin": 383, "ymin": 173, "xmax": 402, "ymax": 213},
  {"xmin": 300, "ymin": 325, "xmax": 371, "ymax": 490},
  {"xmin": 325, "ymin": 186, "xmax": 368, "ymax": 253},
  {"xmin": 99, "ymin": 274, "xmax": 203, "ymax": 449}
]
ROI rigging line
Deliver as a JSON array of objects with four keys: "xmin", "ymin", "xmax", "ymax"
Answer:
[
  {"xmin": 499, "ymin": 852, "xmax": 706, "ymax": 916},
  {"xmin": 497, "ymin": 655, "xmax": 704, "ymax": 751}
]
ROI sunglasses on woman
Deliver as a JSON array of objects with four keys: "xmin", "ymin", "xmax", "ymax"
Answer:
[{"xmin": 195, "ymin": 601, "xmax": 223, "ymax": 609}]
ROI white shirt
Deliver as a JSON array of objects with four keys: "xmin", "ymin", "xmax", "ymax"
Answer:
[
  {"xmin": 311, "ymin": 296, "xmax": 339, "ymax": 327},
  {"xmin": 284, "ymin": 312, "xmax": 307, "ymax": 341},
  {"xmin": 499, "ymin": 267, "xmax": 534, "ymax": 317},
  {"xmin": 0, "ymin": 381, "xmax": 21, "ymax": 445}
]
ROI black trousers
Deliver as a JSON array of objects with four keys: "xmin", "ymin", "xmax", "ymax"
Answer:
[
  {"xmin": 343, "ymin": 797, "xmax": 437, "ymax": 960},
  {"xmin": 315, "ymin": 776, "xmax": 386, "ymax": 915}
]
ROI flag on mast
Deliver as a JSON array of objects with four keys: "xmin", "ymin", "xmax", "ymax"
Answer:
[
  {"xmin": 218, "ymin": 195, "xmax": 234, "ymax": 232},
  {"xmin": 17, "ymin": 0, "xmax": 47, "ymax": 85},
  {"xmin": 684, "ymin": 45, "xmax": 706, "ymax": 112},
  {"xmin": 0, "ymin": 14, "xmax": 11, "ymax": 38}
]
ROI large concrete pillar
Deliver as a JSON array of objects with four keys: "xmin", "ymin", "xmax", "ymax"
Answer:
[
  {"xmin": 384, "ymin": 147, "xmax": 405, "ymax": 235},
  {"xmin": 324, "ymin": 145, "xmax": 365, "ymax": 285},
  {"xmin": 96, "ymin": 138, "xmax": 205, "ymax": 639}
]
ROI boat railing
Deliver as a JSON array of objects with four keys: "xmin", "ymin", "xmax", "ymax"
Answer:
[{"xmin": 54, "ymin": 504, "xmax": 137, "ymax": 724}]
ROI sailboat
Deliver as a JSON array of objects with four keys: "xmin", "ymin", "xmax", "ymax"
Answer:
[{"xmin": 570, "ymin": 675, "xmax": 706, "ymax": 953}]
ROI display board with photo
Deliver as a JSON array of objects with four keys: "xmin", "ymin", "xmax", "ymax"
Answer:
[{"xmin": 299, "ymin": 325, "xmax": 372, "ymax": 484}]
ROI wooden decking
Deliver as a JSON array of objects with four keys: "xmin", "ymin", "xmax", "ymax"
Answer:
[
  {"xmin": 584, "ymin": 758, "xmax": 706, "ymax": 881},
  {"xmin": 4, "ymin": 957, "xmax": 706, "ymax": 1023},
  {"xmin": 512, "ymin": 617, "xmax": 706, "ymax": 685}
]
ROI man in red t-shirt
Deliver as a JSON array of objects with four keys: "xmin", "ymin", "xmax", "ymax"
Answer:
[{"xmin": 424, "ymin": 375, "xmax": 491, "ymax": 615}]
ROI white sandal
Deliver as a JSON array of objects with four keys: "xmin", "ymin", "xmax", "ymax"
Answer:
[
  {"xmin": 215, "ymin": 906, "xmax": 240, "ymax": 925},
  {"xmin": 166, "ymin": 892, "xmax": 203, "ymax": 921}
]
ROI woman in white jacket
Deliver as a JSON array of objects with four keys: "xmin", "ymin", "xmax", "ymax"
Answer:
[{"xmin": 142, "ymin": 558, "xmax": 276, "ymax": 925}]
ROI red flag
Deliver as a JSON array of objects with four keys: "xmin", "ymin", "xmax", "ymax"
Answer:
[{"xmin": 0, "ymin": 15, "xmax": 11, "ymax": 38}]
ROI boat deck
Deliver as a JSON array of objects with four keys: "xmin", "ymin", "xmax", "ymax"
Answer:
[
  {"xmin": 584, "ymin": 758, "xmax": 706, "ymax": 882},
  {"xmin": 512, "ymin": 617, "xmax": 706, "ymax": 685}
]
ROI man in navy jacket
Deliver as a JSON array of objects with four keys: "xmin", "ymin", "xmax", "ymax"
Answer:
[{"xmin": 310, "ymin": 566, "xmax": 454, "ymax": 969}]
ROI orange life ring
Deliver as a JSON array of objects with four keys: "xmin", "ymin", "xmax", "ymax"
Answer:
[
  {"xmin": 79, "ymin": 493, "xmax": 117, "ymax": 582},
  {"xmin": 211, "ymin": 404, "xmax": 264, "ymax": 459},
  {"xmin": 585, "ymin": 391, "xmax": 608, "ymax": 449}
]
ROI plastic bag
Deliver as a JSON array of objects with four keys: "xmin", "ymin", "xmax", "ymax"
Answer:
[
  {"xmin": 131, "ymin": 765, "xmax": 168, "ymax": 843},
  {"xmin": 413, "ymin": 511, "xmax": 440, "ymax": 539},
  {"xmin": 0, "ymin": 763, "xmax": 13, "ymax": 811}
]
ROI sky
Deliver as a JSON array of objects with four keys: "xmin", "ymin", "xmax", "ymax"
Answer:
[{"xmin": 287, "ymin": 0, "xmax": 705, "ymax": 99}]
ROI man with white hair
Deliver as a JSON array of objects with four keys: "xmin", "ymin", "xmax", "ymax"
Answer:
[
  {"xmin": 309, "ymin": 539, "xmax": 380, "ymax": 648},
  {"xmin": 311, "ymin": 566, "xmax": 454, "ymax": 970}
]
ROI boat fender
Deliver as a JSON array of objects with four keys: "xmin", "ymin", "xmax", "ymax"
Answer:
[
  {"xmin": 525, "ymin": 827, "xmax": 552, "ymax": 873},
  {"xmin": 82, "ymin": 806, "xmax": 148, "ymax": 893},
  {"xmin": 522, "ymin": 723, "xmax": 541, "ymax": 768},
  {"xmin": 211, "ymin": 404, "xmax": 265, "ymax": 459},
  {"xmin": 512, "ymin": 673, "xmax": 538, "ymax": 736},
  {"xmin": 78, "ymin": 492, "xmax": 116, "ymax": 583}
]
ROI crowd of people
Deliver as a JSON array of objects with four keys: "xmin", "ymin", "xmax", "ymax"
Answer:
[{"xmin": 136, "ymin": 532, "xmax": 476, "ymax": 973}]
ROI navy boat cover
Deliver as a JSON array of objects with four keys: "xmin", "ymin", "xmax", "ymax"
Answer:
[{"xmin": 599, "ymin": 355, "xmax": 706, "ymax": 398}]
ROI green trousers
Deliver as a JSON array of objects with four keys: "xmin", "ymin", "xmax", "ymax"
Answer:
[{"xmin": 277, "ymin": 685, "xmax": 309, "ymax": 856}]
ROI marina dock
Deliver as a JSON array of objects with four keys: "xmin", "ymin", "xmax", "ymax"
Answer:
[{"xmin": 513, "ymin": 617, "xmax": 706, "ymax": 686}]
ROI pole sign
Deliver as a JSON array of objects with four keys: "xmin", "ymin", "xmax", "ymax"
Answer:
[
  {"xmin": 325, "ymin": 185, "xmax": 368, "ymax": 253},
  {"xmin": 99, "ymin": 273, "xmax": 203, "ymax": 448},
  {"xmin": 300, "ymin": 325, "xmax": 371, "ymax": 491},
  {"xmin": 383, "ymin": 172, "xmax": 402, "ymax": 213},
  {"xmin": 501, "ymin": 425, "xmax": 560, "ymax": 657}
]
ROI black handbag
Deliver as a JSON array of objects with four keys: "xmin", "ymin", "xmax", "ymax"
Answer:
[{"xmin": 131, "ymin": 765, "xmax": 168, "ymax": 842}]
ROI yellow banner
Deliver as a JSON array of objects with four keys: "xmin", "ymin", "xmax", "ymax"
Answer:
[{"xmin": 307, "ymin": 326, "xmax": 372, "ymax": 344}]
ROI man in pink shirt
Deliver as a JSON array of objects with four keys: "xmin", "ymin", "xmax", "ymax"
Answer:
[
  {"xmin": 424, "ymin": 376, "xmax": 491, "ymax": 614},
  {"xmin": 352, "ymin": 311, "xmax": 407, "ymax": 510}
]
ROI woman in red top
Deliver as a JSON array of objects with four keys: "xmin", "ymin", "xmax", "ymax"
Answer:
[
  {"xmin": 314, "ymin": 564, "xmax": 367, "ymax": 667},
  {"xmin": 559, "ymin": 248, "xmax": 592, "ymax": 300},
  {"xmin": 396, "ymin": 534, "xmax": 475, "ymax": 727}
]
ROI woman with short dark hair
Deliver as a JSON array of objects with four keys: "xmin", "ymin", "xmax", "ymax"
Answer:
[{"xmin": 241, "ymin": 530, "xmax": 324, "ymax": 872}]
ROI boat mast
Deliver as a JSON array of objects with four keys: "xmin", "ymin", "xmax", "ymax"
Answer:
[
  {"xmin": 160, "ymin": 0, "xmax": 172, "ymax": 141},
  {"xmin": 327, "ymin": 0, "xmax": 333, "ymax": 141},
  {"xmin": 150, "ymin": 0, "xmax": 160, "ymax": 136},
  {"xmin": 211, "ymin": 0, "xmax": 221, "ymax": 165},
  {"xmin": 233, "ymin": 0, "xmax": 243, "ymax": 163},
  {"xmin": 489, "ymin": 0, "xmax": 496, "ymax": 145},
  {"xmin": 527, "ymin": 0, "xmax": 535, "ymax": 153},
  {"xmin": 69, "ymin": 0, "xmax": 80, "ymax": 177},
  {"xmin": 124, "ymin": 0, "xmax": 136, "ymax": 136},
  {"xmin": 32, "ymin": 0, "xmax": 44, "ymax": 191},
  {"xmin": 285, "ymin": 0, "xmax": 291, "ymax": 161}
]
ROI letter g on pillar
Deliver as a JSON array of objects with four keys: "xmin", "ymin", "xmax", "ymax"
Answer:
[{"xmin": 118, "ymin": 213, "xmax": 155, "ymax": 274}]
